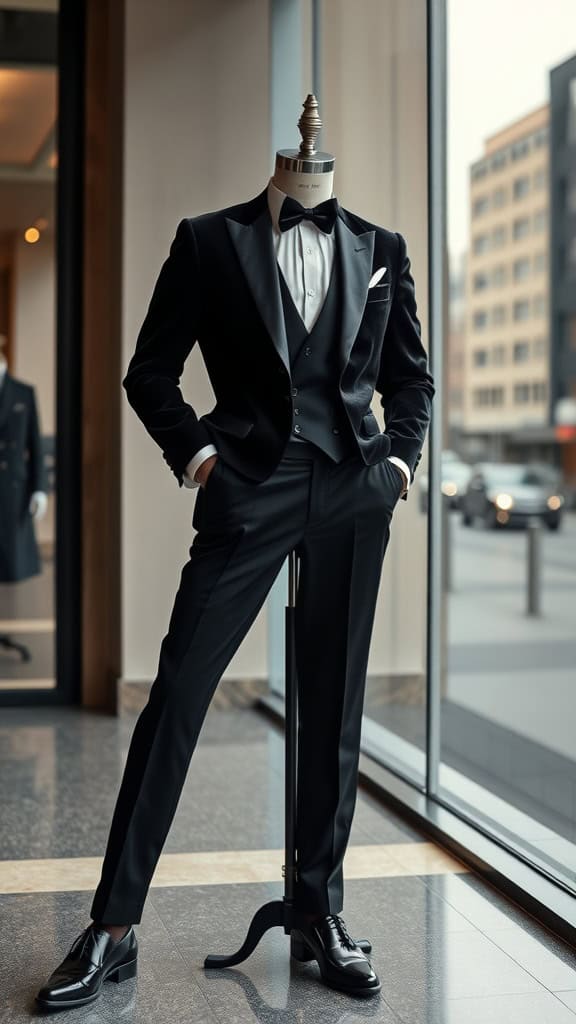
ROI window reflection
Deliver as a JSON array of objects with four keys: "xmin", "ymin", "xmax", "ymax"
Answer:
[
  {"xmin": 443, "ymin": 1, "xmax": 576, "ymax": 890},
  {"xmin": 0, "ymin": 14, "xmax": 58, "ymax": 694}
]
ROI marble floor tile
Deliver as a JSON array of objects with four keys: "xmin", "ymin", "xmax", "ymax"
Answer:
[{"xmin": 556, "ymin": 992, "xmax": 576, "ymax": 1013}]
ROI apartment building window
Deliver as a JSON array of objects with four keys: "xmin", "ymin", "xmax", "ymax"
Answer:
[
  {"xmin": 514, "ymin": 383, "xmax": 531, "ymax": 403},
  {"xmin": 534, "ymin": 126, "xmax": 548, "ymax": 148},
  {"xmin": 533, "ymin": 209, "xmax": 547, "ymax": 232},
  {"xmin": 473, "ymin": 233, "xmax": 490, "ymax": 254},
  {"xmin": 533, "ymin": 294, "xmax": 546, "ymax": 317},
  {"xmin": 473, "ymin": 195, "xmax": 489, "ymax": 217},
  {"xmin": 471, "ymin": 161, "xmax": 488, "ymax": 181},
  {"xmin": 513, "ymin": 175, "xmax": 530, "ymax": 199},
  {"xmin": 511, "ymin": 138, "xmax": 530, "ymax": 160},
  {"xmin": 533, "ymin": 337, "xmax": 546, "ymax": 357},
  {"xmin": 532, "ymin": 381, "xmax": 547, "ymax": 402},
  {"xmin": 534, "ymin": 251, "xmax": 546, "ymax": 272},
  {"xmin": 513, "ymin": 299, "xmax": 531, "ymax": 321},
  {"xmin": 473, "ymin": 310, "xmax": 488, "ymax": 330},
  {"xmin": 492, "ymin": 186, "xmax": 507, "ymax": 207},
  {"xmin": 491, "ymin": 151, "xmax": 507, "ymax": 171},
  {"xmin": 492, "ymin": 344, "xmax": 506, "ymax": 365},
  {"xmin": 473, "ymin": 348, "xmax": 488, "ymax": 366},
  {"xmin": 492, "ymin": 305, "xmax": 507, "ymax": 324},
  {"xmin": 473, "ymin": 386, "xmax": 505, "ymax": 407},
  {"xmin": 473, "ymin": 271, "xmax": 489, "ymax": 291},
  {"xmin": 533, "ymin": 167, "xmax": 546, "ymax": 190},
  {"xmin": 513, "ymin": 216, "xmax": 530, "ymax": 240},
  {"xmin": 513, "ymin": 257, "xmax": 531, "ymax": 280},
  {"xmin": 492, "ymin": 265, "xmax": 507, "ymax": 286},
  {"xmin": 513, "ymin": 340, "xmax": 530, "ymax": 362},
  {"xmin": 492, "ymin": 225, "xmax": 507, "ymax": 247}
]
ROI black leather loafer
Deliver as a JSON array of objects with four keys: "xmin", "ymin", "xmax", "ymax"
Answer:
[
  {"xmin": 290, "ymin": 913, "xmax": 381, "ymax": 997},
  {"xmin": 36, "ymin": 924, "xmax": 138, "ymax": 1011}
]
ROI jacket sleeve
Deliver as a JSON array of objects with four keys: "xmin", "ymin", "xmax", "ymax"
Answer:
[
  {"xmin": 122, "ymin": 218, "xmax": 213, "ymax": 486},
  {"xmin": 375, "ymin": 230, "xmax": 435, "ymax": 497},
  {"xmin": 27, "ymin": 386, "xmax": 47, "ymax": 494}
]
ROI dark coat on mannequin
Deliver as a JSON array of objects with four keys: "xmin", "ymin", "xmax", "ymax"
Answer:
[{"xmin": 0, "ymin": 372, "xmax": 46, "ymax": 582}]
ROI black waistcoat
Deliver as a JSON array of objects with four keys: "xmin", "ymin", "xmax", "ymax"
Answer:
[{"xmin": 277, "ymin": 256, "xmax": 356, "ymax": 462}]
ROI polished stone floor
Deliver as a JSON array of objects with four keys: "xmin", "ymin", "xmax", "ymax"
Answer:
[{"xmin": 1, "ymin": 704, "xmax": 575, "ymax": 1022}]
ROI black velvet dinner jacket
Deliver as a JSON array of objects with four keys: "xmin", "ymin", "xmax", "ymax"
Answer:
[{"xmin": 122, "ymin": 186, "xmax": 435, "ymax": 494}]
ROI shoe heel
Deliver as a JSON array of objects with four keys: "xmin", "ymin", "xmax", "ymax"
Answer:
[
  {"xmin": 290, "ymin": 933, "xmax": 315, "ymax": 962},
  {"xmin": 107, "ymin": 958, "xmax": 137, "ymax": 983}
]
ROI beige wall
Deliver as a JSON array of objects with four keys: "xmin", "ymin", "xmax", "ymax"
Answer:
[
  {"xmin": 12, "ymin": 231, "xmax": 55, "ymax": 546},
  {"xmin": 121, "ymin": 0, "xmax": 430, "ymax": 684},
  {"xmin": 121, "ymin": 0, "xmax": 271, "ymax": 683},
  {"xmin": 13, "ymin": 232, "xmax": 55, "ymax": 433},
  {"xmin": 322, "ymin": 0, "xmax": 430, "ymax": 675}
]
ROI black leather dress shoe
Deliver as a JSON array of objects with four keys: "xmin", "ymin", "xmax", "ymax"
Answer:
[
  {"xmin": 36, "ymin": 924, "xmax": 138, "ymax": 1011},
  {"xmin": 290, "ymin": 913, "xmax": 381, "ymax": 997}
]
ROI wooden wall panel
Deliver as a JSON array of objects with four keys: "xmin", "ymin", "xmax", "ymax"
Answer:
[{"xmin": 81, "ymin": 0, "xmax": 124, "ymax": 710}]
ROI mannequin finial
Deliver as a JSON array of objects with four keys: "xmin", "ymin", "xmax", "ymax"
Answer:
[{"xmin": 298, "ymin": 95, "xmax": 322, "ymax": 158}]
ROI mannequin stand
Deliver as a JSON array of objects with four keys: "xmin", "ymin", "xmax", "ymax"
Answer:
[
  {"xmin": 0, "ymin": 634, "xmax": 31, "ymax": 661},
  {"xmin": 204, "ymin": 549, "xmax": 371, "ymax": 968}
]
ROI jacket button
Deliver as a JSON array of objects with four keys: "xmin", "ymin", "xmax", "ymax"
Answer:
[
  {"xmin": 291, "ymin": 387, "xmax": 298, "ymax": 396},
  {"xmin": 332, "ymin": 427, "xmax": 340, "ymax": 434},
  {"xmin": 294, "ymin": 424, "xmax": 301, "ymax": 434},
  {"xmin": 304, "ymin": 347, "xmax": 311, "ymax": 356},
  {"xmin": 294, "ymin": 408, "xmax": 299, "ymax": 415}
]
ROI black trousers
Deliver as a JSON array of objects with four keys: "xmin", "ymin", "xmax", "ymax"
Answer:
[{"xmin": 90, "ymin": 439, "xmax": 403, "ymax": 925}]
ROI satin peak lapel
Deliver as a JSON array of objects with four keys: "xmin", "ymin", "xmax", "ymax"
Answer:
[
  {"xmin": 335, "ymin": 215, "xmax": 375, "ymax": 373},
  {"xmin": 225, "ymin": 209, "xmax": 291, "ymax": 378}
]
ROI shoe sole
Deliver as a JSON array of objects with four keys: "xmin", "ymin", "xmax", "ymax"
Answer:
[
  {"xmin": 35, "ymin": 957, "xmax": 137, "ymax": 1012},
  {"xmin": 290, "ymin": 932, "xmax": 381, "ymax": 998}
]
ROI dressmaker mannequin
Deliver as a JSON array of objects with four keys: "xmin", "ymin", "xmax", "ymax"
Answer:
[{"xmin": 271, "ymin": 93, "xmax": 335, "ymax": 205}]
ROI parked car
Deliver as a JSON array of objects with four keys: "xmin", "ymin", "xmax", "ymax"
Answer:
[{"xmin": 461, "ymin": 462, "xmax": 564, "ymax": 531}]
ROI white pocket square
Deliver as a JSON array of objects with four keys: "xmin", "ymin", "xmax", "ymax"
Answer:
[{"xmin": 368, "ymin": 267, "xmax": 387, "ymax": 288}]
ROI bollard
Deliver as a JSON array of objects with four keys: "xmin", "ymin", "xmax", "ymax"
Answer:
[{"xmin": 526, "ymin": 518, "xmax": 542, "ymax": 616}]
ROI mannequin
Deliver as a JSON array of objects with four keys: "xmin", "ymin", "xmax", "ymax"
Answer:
[
  {"xmin": 0, "ymin": 349, "xmax": 47, "ymax": 522},
  {"xmin": 36, "ymin": 95, "xmax": 434, "ymax": 1008}
]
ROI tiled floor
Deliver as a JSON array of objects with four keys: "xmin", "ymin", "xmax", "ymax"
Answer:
[{"xmin": 0, "ymin": 703, "xmax": 575, "ymax": 1022}]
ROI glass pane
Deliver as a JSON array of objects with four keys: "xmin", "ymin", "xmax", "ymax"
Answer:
[
  {"xmin": 442, "ymin": 0, "xmax": 576, "ymax": 889},
  {"xmin": 319, "ymin": 0, "xmax": 430, "ymax": 785},
  {"xmin": 0, "ymin": 9, "xmax": 58, "ymax": 695}
]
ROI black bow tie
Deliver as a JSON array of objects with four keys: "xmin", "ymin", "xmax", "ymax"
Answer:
[{"xmin": 278, "ymin": 196, "xmax": 338, "ymax": 235}]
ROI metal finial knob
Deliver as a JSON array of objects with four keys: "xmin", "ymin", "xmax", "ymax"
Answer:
[{"xmin": 298, "ymin": 94, "xmax": 322, "ymax": 158}]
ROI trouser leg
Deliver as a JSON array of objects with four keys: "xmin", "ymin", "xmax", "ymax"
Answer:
[
  {"xmin": 91, "ymin": 455, "xmax": 307, "ymax": 924},
  {"xmin": 292, "ymin": 453, "xmax": 400, "ymax": 914}
]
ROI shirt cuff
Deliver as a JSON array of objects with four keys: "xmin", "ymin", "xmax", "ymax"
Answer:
[
  {"xmin": 183, "ymin": 444, "xmax": 218, "ymax": 488},
  {"xmin": 387, "ymin": 455, "xmax": 410, "ymax": 495}
]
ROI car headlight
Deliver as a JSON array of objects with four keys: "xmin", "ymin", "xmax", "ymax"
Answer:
[
  {"xmin": 495, "ymin": 492, "xmax": 514, "ymax": 510},
  {"xmin": 547, "ymin": 494, "xmax": 563, "ymax": 511}
]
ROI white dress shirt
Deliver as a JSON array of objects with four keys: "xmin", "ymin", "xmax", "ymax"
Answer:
[{"xmin": 184, "ymin": 178, "xmax": 409, "ymax": 493}]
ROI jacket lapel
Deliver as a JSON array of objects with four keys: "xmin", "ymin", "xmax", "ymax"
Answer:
[
  {"xmin": 225, "ymin": 204, "xmax": 291, "ymax": 378},
  {"xmin": 0, "ymin": 371, "xmax": 13, "ymax": 431},
  {"xmin": 334, "ymin": 213, "xmax": 375, "ymax": 374}
]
